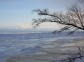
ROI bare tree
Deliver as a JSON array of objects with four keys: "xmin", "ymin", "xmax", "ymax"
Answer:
[
  {"xmin": 32, "ymin": 0, "xmax": 84, "ymax": 34},
  {"xmin": 32, "ymin": 1, "xmax": 84, "ymax": 62}
]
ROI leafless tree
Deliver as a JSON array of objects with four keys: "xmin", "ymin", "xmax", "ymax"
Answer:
[
  {"xmin": 32, "ymin": 0, "xmax": 84, "ymax": 34},
  {"xmin": 32, "ymin": 0, "xmax": 84, "ymax": 61}
]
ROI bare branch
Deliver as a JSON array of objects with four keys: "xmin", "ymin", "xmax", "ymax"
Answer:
[{"xmin": 32, "ymin": 0, "xmax": 84, "ymax": 33}]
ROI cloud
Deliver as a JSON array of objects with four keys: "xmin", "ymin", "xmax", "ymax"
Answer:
[
  {"xmin": 16, "ymin": 23, "xmax": 33, "ymax": 29},
  {"xmin": 0, "ymin": 22, "xmax": 62, "ymax": 30},
  {"xmin": 16, "ymin": 22, "xmax": 63, "ymax": 30},
  {"xmin": 0, "ymin": 22, "xmax": 33, "ymax": 30},
  {"xmin": 38, "ymin": 22, "xmax": 62, "ymax": 30}
]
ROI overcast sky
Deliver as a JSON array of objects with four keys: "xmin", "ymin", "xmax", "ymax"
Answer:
[{"xmin": 0, "ymin": 0, "xmax": 75, "ymax": 30}]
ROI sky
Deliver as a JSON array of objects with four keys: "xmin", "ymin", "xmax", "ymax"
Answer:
[{"xmin": 0, "ymin": 0, "xmax": 75, "ymax": 30}]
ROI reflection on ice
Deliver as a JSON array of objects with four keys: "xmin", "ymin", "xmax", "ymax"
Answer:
[{"xmin": 0, "ymin": 33, "xmax": 83, "ymax": 62}]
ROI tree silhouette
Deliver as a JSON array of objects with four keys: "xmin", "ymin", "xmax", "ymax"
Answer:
[
  {"xmin": 32, "ymin": 0, "xmax": 84, "ymax": 34},
  {"xmin": 32, "ymin": 0, "xmax": 84, "ymax": 61}
]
